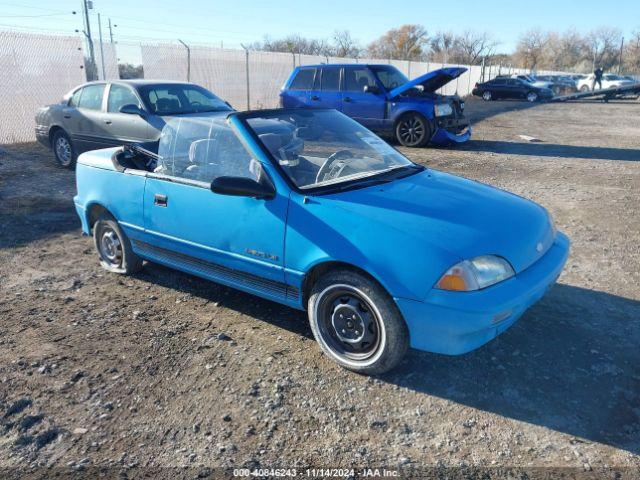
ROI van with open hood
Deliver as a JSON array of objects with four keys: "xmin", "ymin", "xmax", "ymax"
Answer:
[{"xmin": 280, "ymin": 64, "xmax": 471, "ymax": 147}]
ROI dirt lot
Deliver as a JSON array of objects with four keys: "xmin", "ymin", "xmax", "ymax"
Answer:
[{"xmin": 1, "ymin": 98, "xmax": 639, "ymax": 478}]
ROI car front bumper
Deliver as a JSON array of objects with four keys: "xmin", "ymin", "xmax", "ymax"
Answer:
[
  {"xmin": 430, "ymin": 125, "xmax": 472, "ymax": 145},
  {"xmin": 395, "ymin": 232, "xmax": 570, "ymax": 355},
  {"xmin": 35, "ymin": 125, "xmax": 50, "ymax": 148}
]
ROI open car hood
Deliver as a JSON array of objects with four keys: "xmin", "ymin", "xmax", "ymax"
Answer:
[{"xmin": 388, "ymin": 67, "xmax": 467, "ymax": 98}]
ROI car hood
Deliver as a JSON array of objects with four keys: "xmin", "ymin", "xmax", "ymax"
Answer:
[
  {"xmin": 388, "ymin": 67, "xmax": 467, "ymax": 98},
  {"xmin": 322, "ymin": 169, "xmax": 555, "ymax": 274}
]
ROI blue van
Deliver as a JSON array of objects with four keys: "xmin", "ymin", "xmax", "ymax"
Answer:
[{"xmin": 280, "ymin": 64, "xmax": 471, "ymax": 147}]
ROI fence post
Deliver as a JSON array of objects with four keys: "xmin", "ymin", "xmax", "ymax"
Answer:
[
  {"xmin": 241, "ymin": 44, "xmax": 250, "ymax": 110},
  {"xmin": 178, "ymin": 39, "xmax": 191, "ymax": 82},
  {"xmin": 407, "ymin": 59, "xmax": 411, "ymax": 79}
]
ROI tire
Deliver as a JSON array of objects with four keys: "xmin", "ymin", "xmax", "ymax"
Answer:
[
  {"xmin": 526, "ymin": 91, "xmax": 539, "ymax": 103},
  {"xmin": 580, "ymin": 85, "xmax": 590, "ymax": 92},
  {"xmin": 482, "ymin": 90, "xmax": 492, "ymax": 101},
  {"xmin": 307, "ymin": 269, "xmax": 409, "ymax": 375},
  {"xmin": 93, "ymin": 213, "xmax": 143, "ymax": 275},
  {"xmin": 394, "ymin": 112, "xmax": 431, "ymax": 148},
  {"xmin": 52, "ymin": 130, "xmax": 76, "ymax": 169}
]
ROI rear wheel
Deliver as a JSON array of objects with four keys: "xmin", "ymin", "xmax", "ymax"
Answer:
[
  {"xmin": 482, "ymin": 90, "xmax": 492, "ymax": 101},
  {"xmin": 308, "ymin": 269, "xmax": 409, "ymax": 375},
  {"xmin": 526, "ymin": 91, "xmax": 539, "ymax": 102},
  {"xmin": 580, "ymin": 85, "xmax": 590, "ymax": 92},
  {"xmin": 395, "ymin": 113, "xmax": 431, "ymax": 148},
  {"xmin": 93, "ymin": 214, "xmax": 143, "ymax": 275},
  {"xmin": 52, "ymin": 130, "xmax": 76, "ymax": 169}
]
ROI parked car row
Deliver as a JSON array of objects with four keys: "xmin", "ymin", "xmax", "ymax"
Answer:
[{"xmin": 472, "ymin": 77, "xmax": 554, "ymax": 102}]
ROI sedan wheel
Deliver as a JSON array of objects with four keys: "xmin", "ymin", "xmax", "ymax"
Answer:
[
  {"xmin": 580, "ymin": 85, "xmax": 590, "ymax": 92},
  {"xmin": 308, "ymin": 270, "xmax": 409, "ymax": 374},
  {"xmin": 52, "ymin": 131, "xmax": 75, "ymax": 169},
  {"xmin": 526, "ymin": 91, "xmax": 539, "ymax": 102},
  {"xmin": 482, "ymin": 90, "xmax": 492, "ymax": 101},
  {"xmin": 395, "ymin": 113, "xmax": 430, "ymax": 147}
]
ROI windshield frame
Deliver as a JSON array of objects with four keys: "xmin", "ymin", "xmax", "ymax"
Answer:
[{"xmin": 232, "ymin": 108, "xmax": 424, "ymax": 195}]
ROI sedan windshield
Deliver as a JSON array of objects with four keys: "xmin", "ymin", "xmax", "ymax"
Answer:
[
  {"xmin": 245, "ymin": 109, "xmax": 417, "ymax": 190},
  {"xmin": 137, "ymin": 84, "xmax": 231, "ymax": 115}
]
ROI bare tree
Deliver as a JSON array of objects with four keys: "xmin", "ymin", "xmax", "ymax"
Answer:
[
  {"xmin": 451, "ymin": 30, "xmax": 498, "ymax": 64},
  {"xmin": 586, "ymin": 27, "xmax": 623, "ymax": 71},
  {"xmin": 624, "ymin": 29, "xmax": 640, "ymax": 73},
  {"xmin": 513, "ymin": 29, "xmax": 549, "ymax": 70},
  {"xmin": 430, "ymin": 31, "xmax": 456, "ymax": 63},
  {"xmin": 333, "ymin": 30, "xmax": 360, "ymax": 58},
  {"xmin": 367, "ymin": 24, "xmax": 429, "ymax": 60}
]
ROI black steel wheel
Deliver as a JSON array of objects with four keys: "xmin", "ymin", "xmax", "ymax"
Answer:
[
  {"xmin": 93, "ymin": 213, "xmax": 143, "ymax": 275},
  {"xmin": 395, "ymin": 113, "xmax": 431, "ymax": 148},
  {"xmin": 308, "ymin": 269, "xmax": 409, "ymax": 374}
]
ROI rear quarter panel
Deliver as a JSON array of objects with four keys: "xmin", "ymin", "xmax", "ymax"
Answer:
[{"xmin": 74, "ymin": 150, "xmax": 146, "ymax": 241}]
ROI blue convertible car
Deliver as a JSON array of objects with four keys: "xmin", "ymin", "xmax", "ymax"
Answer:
[{"xmin": 74, "ymin": 108, "xmax": 569, "ymax": 374}]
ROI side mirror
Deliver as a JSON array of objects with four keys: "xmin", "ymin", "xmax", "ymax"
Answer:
[
  {"xmin": 211, "ymin": 176, "xmax": 275, "ymax": 200},
  {"xmin": 119, "ymin": 104, "xmax": 144, "ymax": 116},
  {"xmin": 363, "ymin": 85, "xmax": 379, "ymax": 94}
]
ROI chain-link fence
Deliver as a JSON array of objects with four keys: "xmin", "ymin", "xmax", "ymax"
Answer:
[
  {"xmin": 1, "ymin": 30, "xmax": 575, "ymax": 145},
  {"xmin": 0, "ymin": 31, "xmax": 86, "ymax": 144}
]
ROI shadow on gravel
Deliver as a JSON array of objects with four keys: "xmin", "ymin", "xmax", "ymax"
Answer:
[
  {"xmin": 0, "ymin": 209, "xmax": 79, "ymax": 249},
  {"xmin": 135, "ymin": 263, "xmax": 312, "ymax": 337},
  {"xmin": 136, "ymin": 262, "xmax": 640, "ymax": 454},
  {"xmin": 384, "ymin": 283, "xmax": 640, "ymax": 455},
  {"xmin": 463, "ymin": 98, "xmax": 541, "ymax": 123},
  {"xmin": 461, "ymin": 140, "xmax": 640, "ymax": 161}
]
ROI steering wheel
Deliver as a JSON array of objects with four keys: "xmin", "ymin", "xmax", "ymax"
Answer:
[{"xmin": 315, "ymin": 150, "xmax": 354, "ymax": 184}]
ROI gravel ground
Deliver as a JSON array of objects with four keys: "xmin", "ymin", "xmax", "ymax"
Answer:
[{"xmin": 0, "ymin": 98, "xmax": 639, "ymax": 478}]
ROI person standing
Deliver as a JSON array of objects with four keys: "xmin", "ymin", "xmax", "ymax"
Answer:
[{"xmin": 593, "ymin": 67, "xmax": 603, "ymax": 90}]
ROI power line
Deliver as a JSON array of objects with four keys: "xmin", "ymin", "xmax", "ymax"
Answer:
[{"xmin": 0, "ymin": 12, "xmax": 74, "ymax": 18}]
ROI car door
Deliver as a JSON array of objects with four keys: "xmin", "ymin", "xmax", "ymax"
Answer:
[
  {"xmin": 102, "ymin": 83, "xmax": 149, "ymax": 147},
  {"xmin": 141, "ymin": 117, "xmax": 289, "ymax": 290},
  {"xmin": 73, "ymin": 83, "xmax": 110, "ymax": 152},
  {"xmin": 341, "ymin": 66, "xmax": 386, "ymax": 129},
  {"xmin": 488, "ymin": 78, "xmax": 506, "ymax": 98},
  {"xmin": 281, "ymin": 67, "xmax": 316, "ymax": 108},
  {"xmin": 308, "ymin": 67, "xmax": 342, "ymax": 110},
  {"xmin": 505, "ymin": 79, "xmax": 523, "ymax": 99}
]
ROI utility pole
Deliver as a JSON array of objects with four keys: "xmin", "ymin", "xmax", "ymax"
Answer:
[
  {"xmin": 81, "ymin": 0, "xmax": 96, "ymax": 80},
  {"xmin": 108, "ymin": 18, "xmax": 115, "ymax": 44},
  {"xmin": 97, "ymin": 13, "xmax": 106, "ymax": 80}
]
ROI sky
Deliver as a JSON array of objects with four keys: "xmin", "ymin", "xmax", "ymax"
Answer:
[{"xmin": 1, "ymin": 0, "xmax": 639, "ymax": 63}]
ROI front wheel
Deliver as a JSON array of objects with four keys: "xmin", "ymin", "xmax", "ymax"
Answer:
[
  {"xmin": 526, "ymin": 91, "xmax": 539, "ymax": 102},
  {"xmin": 395, "ymin": 113, "xmax": 431, "ymax": 148},
  {"xmin": 93, "ymin": 214, "xmax": 143, "ymax": 275},
  {"xmin": 580, "ymin": 85, "xmax": 590, "ymax": 92},
  {"xmin": 308, "ymin": 270, "xmax": 409, "ymax": 375}
]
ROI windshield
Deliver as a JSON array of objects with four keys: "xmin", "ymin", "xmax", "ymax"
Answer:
[
  {"xmin": 370, "ymin": 65, "xmax": 409, "ymax": 90},
  {"xmin": 244, "ymin": 110, "xmax": 415, "ymax": 190},
  {"xmin": 137, "ymin": 84, "xmax": 232, "ymax": 115}
]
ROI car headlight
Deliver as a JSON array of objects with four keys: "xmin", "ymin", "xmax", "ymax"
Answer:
[
  {"xmin": 434, "ymin": 103, "xmax": 453, "ymax": 117},
  {"xmin": 435, "ymin": 255, "xmax": 515, "ymax": 291}
]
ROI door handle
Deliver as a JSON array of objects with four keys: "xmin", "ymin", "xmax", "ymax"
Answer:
[
  {"xmin": 154, "ymin": 194, "xmax": 168, "ymax": 207},
  {"xmin": 343, "ymin": 96, "xmax": 352, "ymax": 102},
  {"xmin": 104, "ymin": 119, "xmax": 112, "ymax": 125},
  {"xmin": 63, "ymin": 114, "xmax": 71, "ymax": 119},
  {"xmin": 310, "ymin": 95, "xmax": 320, "ymax": 101}
]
